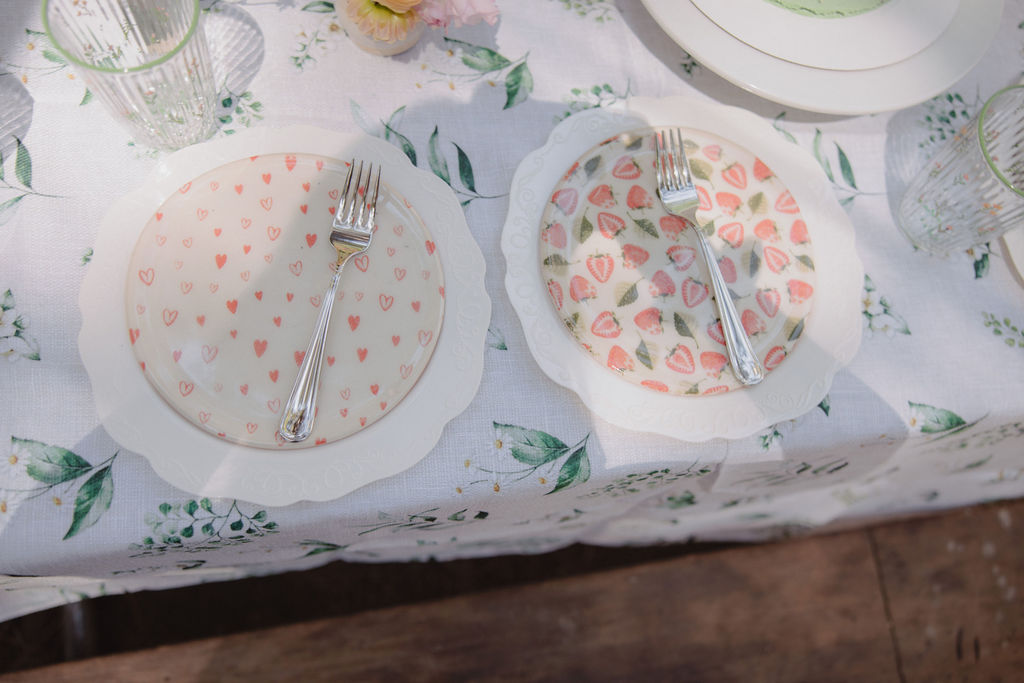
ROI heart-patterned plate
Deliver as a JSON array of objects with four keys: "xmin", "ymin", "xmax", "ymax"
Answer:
[
  {"xmin": 80, "ymin": 126, "xmax": 489, "ymax": 504},
  {"xmin": 125, "ymin": 153, "xmax": 444, "ymax": 448}
]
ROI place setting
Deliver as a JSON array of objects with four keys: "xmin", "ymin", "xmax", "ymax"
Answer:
[
  {"xmin": 638, "ymin": 0, "xmax": 1004, "ymax": 114},
  {"xmin": 503, "ymin": 95, "xmax": 864, "ymax": 441},
  {"xmin": 79, "ymin": 126, "xmax": 490, "ymax": 505}
]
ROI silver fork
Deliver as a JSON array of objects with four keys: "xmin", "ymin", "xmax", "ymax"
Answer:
[
  {"xmin": 279, "ymin": 160, "xmax": 381, "ymax": 442},
  {"xmin": 654, "ymin": 129, "xmax": 765, "ymax": 386}
]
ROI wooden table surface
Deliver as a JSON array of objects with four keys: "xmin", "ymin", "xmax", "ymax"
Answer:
[{"xmin": 2, "ymin": 499, "xmax": 1020, "ymax": 682}]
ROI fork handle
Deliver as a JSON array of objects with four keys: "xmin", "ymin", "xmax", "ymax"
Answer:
[
  {"xmin": 695, "ymin": 230, "xmax": 765, "ymax": 386},
  {"xmin": 279, "ymin": 267, "xmax": 343, "ymax": 442}
]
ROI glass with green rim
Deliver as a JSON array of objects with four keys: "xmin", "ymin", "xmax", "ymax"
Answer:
[
  {"xmin": 897, "ymin": 84, "xmax": 1024, "ymax": 255},
  {"xmin": 43, "ymin": 0, "xmax": 218, "ymax": 150}
]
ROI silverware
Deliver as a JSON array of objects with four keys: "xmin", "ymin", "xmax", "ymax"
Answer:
[
  {"xmin": 279, "ymin": 160, "xmax": 381, "ymax": 442},
  {"xmin": 654, "ymin": 129, "xmax": 765, "ymax": 386}
]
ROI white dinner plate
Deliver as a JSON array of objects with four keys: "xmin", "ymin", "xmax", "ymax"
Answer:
[
  {"xmin": 502, "ymin": 97, "xmax": 863, "ymax": 441},
  {"xmin": 639, "ymin": 0, "xmax": 1003, "ymax": 115},
  {"xmin": 690, "ymin": 0, "xmax": 958, "ymax": 71},
  {"xmin": 79, "ymin": 125, "xmax": 490, "ymax": 505}
]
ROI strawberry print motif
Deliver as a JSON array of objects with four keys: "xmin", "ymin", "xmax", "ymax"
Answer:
[
  {"xmin": 667, "ymin": 245, "xmax": 696, "ymax": 271},
  {"xmin": 754, "ymin": 219, "xmax": 779, "ymax": 243},
  {"xmin": 680, "ymin": 278, "xmax": 709, "ymax": 308},
  {"xmin": 763, "ymin": 345, "xmax": 786, "ymax": 370},
  {"xmin": 547, "ymin": 280, "xmax": 564, "ymax": 311},
  {"xmin": 541, "ymin": 222, "xmax": 567, "ymax": 249},
  {"xmin": 633, "ymin": 307, "xmax": 663, "ymax": 334},
  {"xmin": 790, "ymin": 219, "xmax": 810, "ymax": 244},
  {"xmin": 607, "ymin": 345, "xmax": 634, "ymax": 372},
  {"xmin": 552, "ymin": 188, "xmax": 578, "ymax": 215},
  {"xmin": 537, "ymin": 129, "xmax": 815, "ymax": 396},
  {"xmin": 763, "ymin": 245, "xmax": 790, "ymax": 274},
  {"xmin": 591, "ymin": 311, "xmax": 621, "ymax": 338},
  {"xmin": 741, "ymin": 309, "xmax": 766, "ymax": 336},
  {"xmin": 586, "ymin": 254, "xmax": 614, "ymax": 283},
  {"xmin": 659, "ymin": 215, "xmax": 687, "ymax": 240},
  {"xmin": 597, "ymin": 212, "xmax": 626, "ymax": 239},
  {"xmin": 587, "ymin": 184, "xmax": 615, "ymax": 208},
  {"xmin": 756, "ymin": 288, "xmax": 781, "ymax": 318},
  {"xmin": 665, "ymin": 344, "xmax": 695, "ymax": 374},
  {"xmin": 621, "ymin": 244, "xmax": 650, "ymax": 269},
  {"xmin": 126, "ymin": 153, "xmax": 445, "ymax": 448},
  {"xmin": 700, "ymin": 351, "xmax": 728, "ymax": 377},
  {"xmin": 721, "ymin": 163, "xmax": 747, "ymax": 190},
  {"xmin": 717, "ymin": 222, "xmax": 744, "ymax": 249},
  {"xmin": 569, "ymin": 274, "xmax": 597, "ymax": 303},
  {"xmin": 648, "ymin": 270, "xmax": 675, "ymax": 298},
  {"xmin": 717, "ymin": 256, "xmax": 737, "ymax": 284},
  {"xmin": 753, "ymin": 158, "xmax": 774, "ymax": 182},
  {"xmin": 716, "ymin": 192, "xmax": 742, "ymax": 216},
  {"xmin": 775, "ymin": 190, "xmax": 800, "ymax": 214},
  {"xmin": 611, "ymin": 155, "xmax": 641, "ymax": 179},
  {"xmin": 787, "ymin": 279, "xmax": 814, "ymax": 304},
  {"xmin": 626, "ymin": 185, "xmax": 653, "ymax": 209}
]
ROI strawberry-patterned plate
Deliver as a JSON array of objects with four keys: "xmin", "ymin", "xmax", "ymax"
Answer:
[
  {"xmin": 125, "ymin": 153, "xmax": 443, "ymax": 449},
  {"xmin": 538, "ymin": 128, "xmax": 815, "ymax": 396},
  {"xmin": 503, "ymin": 97, "xmax": 863, "ymax": 441},
  {"xmin": 79, "ymin": 126, "xmax": 489, "ymax": 504}
]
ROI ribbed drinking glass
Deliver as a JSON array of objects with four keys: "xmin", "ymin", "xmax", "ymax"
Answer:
[{"xmin": 43, "ymin": 0, "xmax": 218, "ymax": 150}]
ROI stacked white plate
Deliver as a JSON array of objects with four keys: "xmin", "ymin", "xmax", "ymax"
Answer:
[{"xmin": 640, "ymin": 0, "xmax": 1004, "ymax": 115}]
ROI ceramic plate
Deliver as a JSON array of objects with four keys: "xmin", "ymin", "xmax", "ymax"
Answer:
[
  {"xmin": 689, "ymin": 0, "xmax": 957, "ymax": 71},
  {"xmin": 125, "ymin": 154, "xmax": 443, "ymax": 448},
  {"xmin": 80, "ymin": 126, "xmax": 489, "ymax": 504},
  {"xmin": 538, "ymin": 128, "xmax": 815, "ymax": 396},
  {"xmin": 638, "ymin": 0, "xmax": 1002, "ymax": 115},
  {"xmin": 502, "ymin": 97, "xmax": 862, "ymax": 441}
]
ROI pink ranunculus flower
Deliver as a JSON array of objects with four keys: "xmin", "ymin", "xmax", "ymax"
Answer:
[{"xmin": 416, "ymin": 0, "xmax": 500, "ymax": 28}]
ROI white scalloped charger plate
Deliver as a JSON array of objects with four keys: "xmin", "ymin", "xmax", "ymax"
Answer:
[
  {"xmin": 502, "ymin": 97, "xmax": 863, "ymax": 441},
  {"xmin": 639, "ymin": 0, "xmax": 1002, "ymax": 115},
  {"xmin": 80, "ymin": 126, "xmax": 490, "ymax": 505},
  {"xmin": 690, "ymin": 0, "xmax": 958, "ymax": 72}
]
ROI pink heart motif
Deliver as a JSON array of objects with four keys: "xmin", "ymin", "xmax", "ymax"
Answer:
[
  {"xmin": 400, "ymin": 363, "xmax": 413, "ymax": 379},
  {"xmin": 267, "ymin": 398, "xmax": 281, "ymax": 413},
  {"xmin": 418, "ymin": 330, "xmax": 433, "ymax": 347},
  {"xmin": 202, "ymin": 345, "xmax": 218, "ymax": 363},
  {"xmin": 260, "ymin": 197, "xmax": 273, "ymax": 211},
  {"xmin": 289, "ymin": 260, "xmax": 303, "ymax": 276},
  {"xmin": 353, "ymin": 254, "xmax": 369, "ymax": 272},
  {"xmin": 379, "ymin": 294, "xmax": 394, "ymax": 311},
  {"xmin": 138, "ymin": 268, "xmax": 155, "ymax": 286},
  {"xmin": 178, "ymin": 381, "xmax": 194, "ymax": 397},
  {"xmin": 198, "ymin": 411, "xmax": 210, "ymax": 424}
]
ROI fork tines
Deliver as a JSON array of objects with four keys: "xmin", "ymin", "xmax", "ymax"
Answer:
[
  {"xmin": 334, "ymin": 159, "xmax": 381, "ymax": 234},
  {"xmin": 654, "ymin": 128, "xmax": 692, "ymax": 193}
]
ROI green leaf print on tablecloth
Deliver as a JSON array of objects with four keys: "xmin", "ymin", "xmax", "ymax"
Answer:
[
  {"xmin": 356, "ymin": 508, "xmax": 489, "ymax": 535},
  {"xmin": 557, "ymin": 82, "xmax": 632, "ymax": 122},
  {"xmin": 440, "ymin": 38, "xmax": 533, "ymax": 109},
  {"xmin": 462, "ymin": 424, "xmax": 592, "ymax": 495},
  {"xmin": 862, "ymin": 274, "xmax": 910, "ymax": 338},
  {"xmin": 552, "ymin": 0, "xmax": 616, "ymax": 22},
  {"xmin": 2, "ymin": 29, "xmax": 91, "ymax": 103},
  {"xmin": 983, "ymin": 312, "xmax": 1024, "ymax": 349},
  {"xmin": 580, "ymin": 465, "xmax": 713, "ymax": 499},
  {"xmin": 132, "ymin": 499, "xmax": 278, "ymax": 556},
  {"xmin": 351, "ymin": 100, "xmax": 505, "ymax": 207},
  {"xmin": 908, "ymin": 402, "xmax": 985, "ymax": 438},
  {"xmin": 2, "ymin": 438, "xmax": 117, "ymax": 539},
  {"xmin": 0, "ymin": 289, "xmax": 40, "ymax": 361}
]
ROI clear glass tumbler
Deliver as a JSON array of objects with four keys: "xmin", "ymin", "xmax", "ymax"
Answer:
[
  {"xmin": 43, "ymin": 0, "xmax": 218, "ymax": 151},
  {"xmin": 896, "ymin": 85, "xmax": 1024, "ymax": 255}
]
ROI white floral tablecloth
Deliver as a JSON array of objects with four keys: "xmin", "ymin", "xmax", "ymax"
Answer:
[{"xmin": 2, "ymin": 0, "xmax": 1023, "ymax": 623}]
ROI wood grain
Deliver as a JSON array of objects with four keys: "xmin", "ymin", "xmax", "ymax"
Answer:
[
  {"xmin": 3, "ymin": 532, "xmax": 896, "ymax": 682},
  {"xmin": 870, "ymin": 501, "xmax": 1023, "ymax": 682}
]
